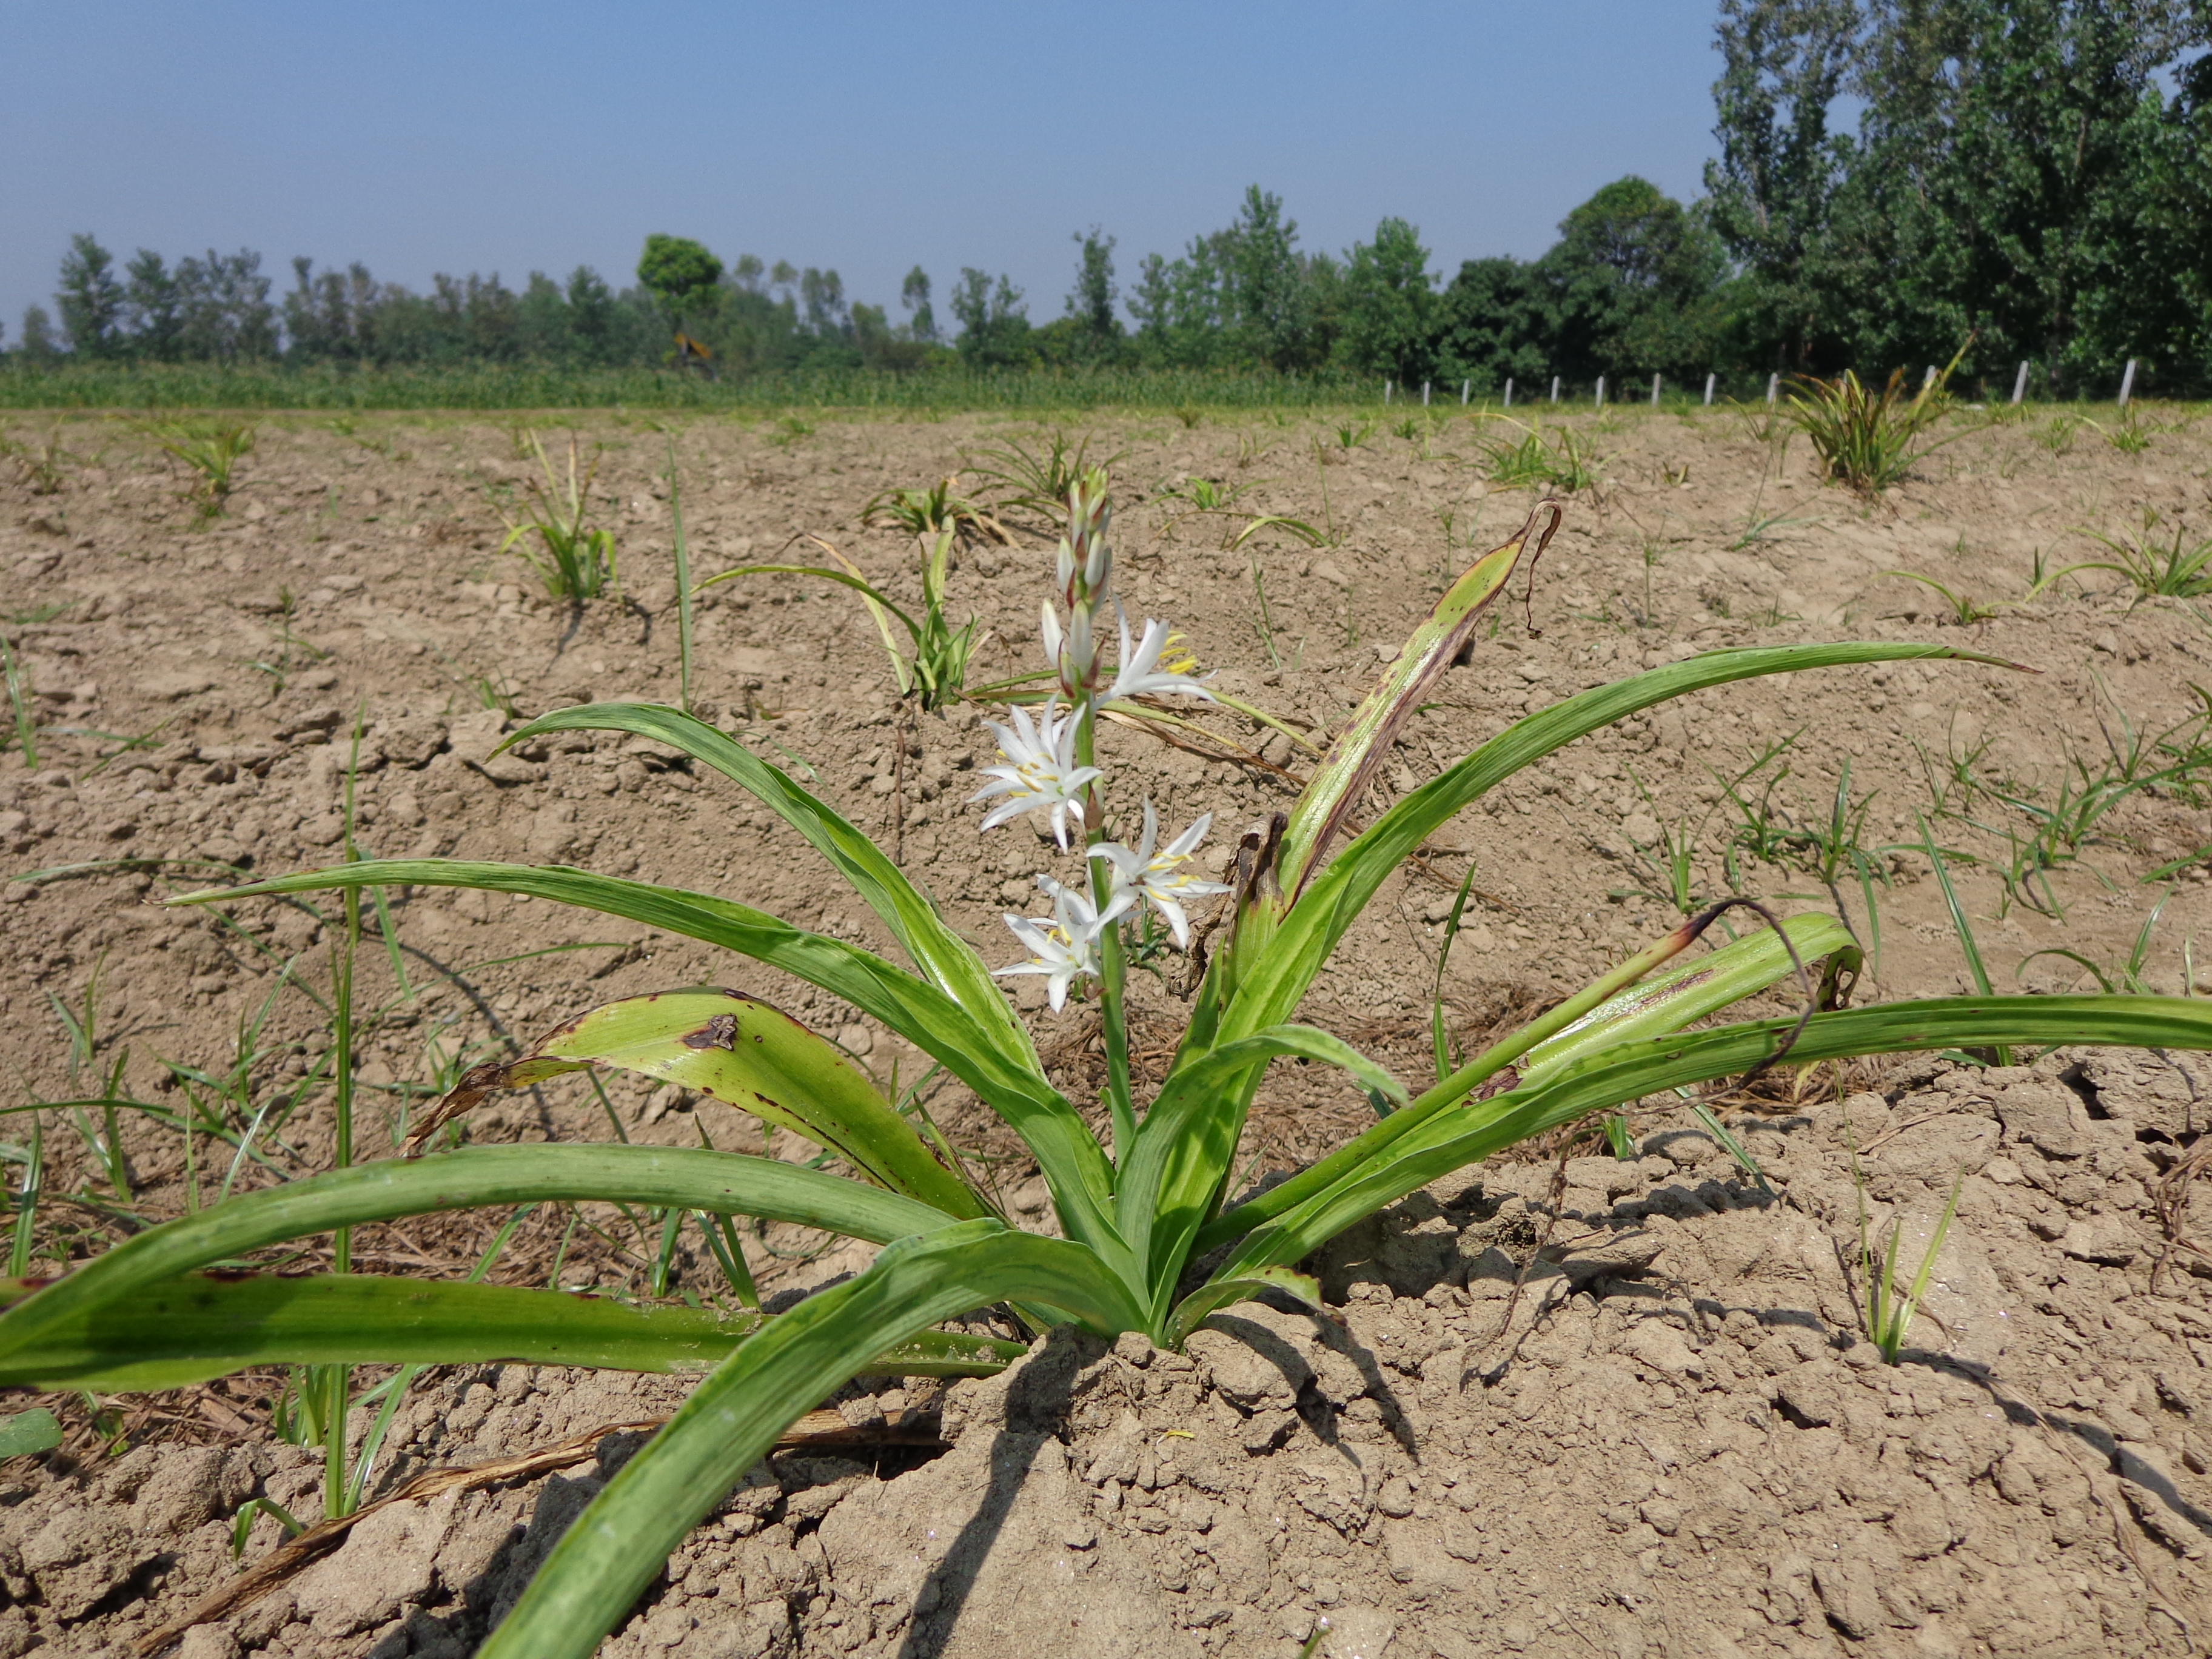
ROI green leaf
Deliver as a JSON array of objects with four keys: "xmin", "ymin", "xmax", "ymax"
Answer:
[
  {"xmin": 1198, "ymin": 911, "xmax": 1855, "ymax": 1253},
  {"xmin": 0, "ymin": 1272, "xmax": 1024, "ymax": 1391},
  {"xmin": 1199, "ymin": 994, "xmax": 2212, "ymax": 1292},
  {"xmin": 1117, "ymin": 1024, "xmax": 1401, "ymax": 1310},
  {"xmin": 1276, "ymin": 504, "xmax": 1556, "ymax": 895},
  {"xmin": 1179, "ymin": 642, "xmax": 2013, "ymax": 1232},
  {"xmin": 0, "ymin": 1408, "xmax": 59, "ymax": 1458},
  {"xmin": 0, "ymin": 1144, "xmax": 962, "ymax": 1373},
  {"xmin": 478, "ymin": 1220, "xmax": 1144, "ymax": 1659},
  {"xmin": 504, "ymin": 703, "xmax": 1041, "ymax": 1077},
  {"xmin": 444, "ymin": 988, "xmax": 984, "ymax": 1218},
  {"xmin": 1255, "ymin": 645, "xmax": 2010, "ymax": 1042},
  {"xmin": 1162, "ymin": 1266, "xmax": 1323, "ymax": 1346},
  {"xmin": 170, "ymin": 860, "xmax": 1127, "ymax": 1273},
  {"xmin": 1515, "ymin": 913, "xmax": 1857, "ymax": 1085}
]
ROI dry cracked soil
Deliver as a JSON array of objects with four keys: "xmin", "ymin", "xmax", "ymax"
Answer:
[{"xmin": 5, "ymin": 401, "xmax": 2212, "ymax": 1658}]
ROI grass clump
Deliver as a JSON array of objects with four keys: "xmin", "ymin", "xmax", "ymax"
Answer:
[
  {"xmin": 860, "ymin": 475, "xmax": 1008, "ymax": 546},
  {"xmin": 1853, "ymin": 1164, "xmax": 1965, "ymax": 1364},
  {"xmin": 1476, "ymin": 419, "xmax": 1595, "ymax": 492},
  {"xmin": 2040, "ymin": 512, "xmax": 2212, "ymax": 602},
  {"xmin": 1783, "ymin": 348, "xmax": 1964, "ymax": 497},
  {"xmin": 152, "ymin": 420, "xmax": 256, "ymax": 518},
  {"xmin": 0, "ymin": 424, "xmax": 75, "ymax": 495},
  {"xmin": 497, "ymin": 432, "xmax": 617, "ymax": 600}
]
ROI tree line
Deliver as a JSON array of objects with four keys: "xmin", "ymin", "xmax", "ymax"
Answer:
[{"xmin": 12, "ymin": 1, "xmax": 2210, "ymax": 396}]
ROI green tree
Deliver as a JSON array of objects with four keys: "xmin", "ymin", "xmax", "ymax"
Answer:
[
  {"xmin": 565, "ymin": 267, "xmax": 620, "ymax": 366},
  {"xmin": 1336, "ymin": 217, "xmax": 1435, "ymax": 384},
  {"xmin": 1220, "ymin": 187, "xmax": 1321, "ymax": 369},
  {"xmin": 1065, "ymin": 229, "xmax": 1121, "ymax": 359},
  {"xmin": 517, "ymin": 272, "xmax": 570, "ymax": 360},
  {"xmin": 18, "ymin": 306, "xmax": 59, "ymax": 365},
  {"xmin": 900, "ymin": 266, "xmax": 937, "ymax": 342},
  {"xmin": 637, "ymin": 235, "xmax": 725, "ymax": 321},
  {"xmin": 1433, "ymin": 257, "xmax": 1555, "ymax": 391},
  {"xmin": 1540, "ymin": 177, "xmax": 1728, "ymax": 378},
  {"xmin": 123, "ymin": 250, "xmax": 183, "ymax": 359},
  {"xmin": 1834, "ymin": 0, "xmax": 2207, "ymax": 384},
  {"xmin": 950, "ymin": 269, "xmax": 1032, "ymax": 368},
  {"xmin": 1705, "ymin": 0, "xmax": 1862, "ymax": 370},
  {"xmin": 175, "ymin": 250, "xmax": 278, "ymax": 361},
  {"xmin": 55, "ymin": 233, "xmax": 125, "ymax": 358}
]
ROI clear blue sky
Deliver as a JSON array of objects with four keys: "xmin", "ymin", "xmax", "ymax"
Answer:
[{"xmin": 1, "ymin": 1, "xmax": 1726, "ymax": 338}]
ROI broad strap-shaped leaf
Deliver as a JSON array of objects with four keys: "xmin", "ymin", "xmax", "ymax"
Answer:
[
  {"xmin": 477, "ymin": 1219, "xmax": 1144, "ymax": 1659},
  {"xmin": 504, "ymin": 703, "xmax": 1043, "ymax": 1075},
  {"xmin": 172, "ymin": 861, "xmax": 1128, "ymax": 1273},
  {"xmin": 0, "ymin": 1272, "xmax": 1024, "ymax": 1391},
  {"xmin": 1198, "ymin": 911, "xmax": 1859, "ymax": 1252},
  {"xmin": 429, "ymin": 988, "xmax": 985, "ymax": 1218},
  {"xmin": 0, "ymin": 1145, "xmax": 961, "ymax": 1373},
  {"xmin": 1114, "ymin": 1024, "xmax": 1403, "ymax": 1309},
  {"xmin": 1162, "ymin": 1267, "xmax": 1322, "ymax": 1347},
  {"xmin": 1515, "ymin": 912, "xmax": 1857, "ymax": 1085},
  {"xmin": 1173, "ymin": 646, "xmax": 2005, "ymax": 1260},
  {"xmin": 1276, "ymin": 501, "xmax": 1561, "ymax": 896},
  {"xmin": 1224, "ymin": 643, "xmax": 2013, "ymax": 1051},
  {"xmin": 1193, "ymin": 994, "xmax": 2212, "ymax": 1298},
  {"xmin": 1198, "ymin": 913, "xmax": 1857, "ymax": 1251}
]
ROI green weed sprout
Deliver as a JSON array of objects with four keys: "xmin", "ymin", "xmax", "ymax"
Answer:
[
  {"xmin": 153, "ymin": 420, "xmax": 256, "ymax": 518},
  {"xmin": 0, "ymin": 424, "xmax": 74, "ymax": 495},
  {"xmin": 1158, "ymin": 475, "xmax": 1326, "ymax": 553},
  {"xmin": 1855, "ymin": 1164, "xmax": 1965, "ymax": 1365},
  {"xmin": 2035, "ymin": 515, "xmax": 2212, "ymax": 602},
  {"xmin": 1782, "ymin": 344, "xmax": 1966, "ymax": 497},
  {"xmin": 965, "ymin": 429, "xmax": 1125, "ymax": 523},
  {"xmin": 1879, "ymin": 569, "xmax": 2013, "ymax": 626},
  {"xmin": 699, "ymin": 531, "xmax": 979, "ymax": 713},
  {"xmin": 498, "ymin": 432, "xmax": 617, "ymax": 600},
  {"xmin": 11, "ymin": 491, "xmax": 2212, "ymax": 1658}
]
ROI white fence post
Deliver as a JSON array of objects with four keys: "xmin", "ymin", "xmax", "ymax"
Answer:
[
  {"xmin": 1650, "ymin": 374, "xmax": 1661, "ymax": 407},
  {"xmin": 1766, "ymin": 372, "xmax": 1779, "ymax": 406},
  {"xmin": 1384, "ymin": 379, "xmax": 1392, "ymax": 403},
  {"xmin": 1422, "ymin": 381, "xmax": 1430, "ymax": 407},
  {"xmin": 1704, "ymin": 372, "xmax": 1715, "ymax": 406},
  {"xmin": 1461, "ymin": 380, "xmax": 1470, "ymax": 405},
  {"xmin": 1595, "ymin": 376, "xmax": 1606, "ymax": 407},
  {"xmin": 2119, "ymin": 358, "xmax": 2138, "ymax": 408},
  {"xmin": 2011, "ymin": 361, "xmax": 2029, "ymax": 405},
  {"xmin": 1550, "ymin": 376, "xmax": 1560, "ymax": 403},
  {"xmin": 1502, "ymin": 378, "xmax": 1513, "ymax": 407}
]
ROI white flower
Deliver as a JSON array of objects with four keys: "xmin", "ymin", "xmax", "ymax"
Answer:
[
  {"xmin": 1090, "ymin": 802, "xmax": 1230, "ymax": 948},
  {"xmin": 970, "ymin": 699, "xmax": 1100, "ymax": 850},
  {"xmin": 993, "ymin": 876, "xmax": 1126, "ymax": 1011},
  {"xmin": 1107, "ymin": 615, "xmax": 1215, "ymax": 703}
]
